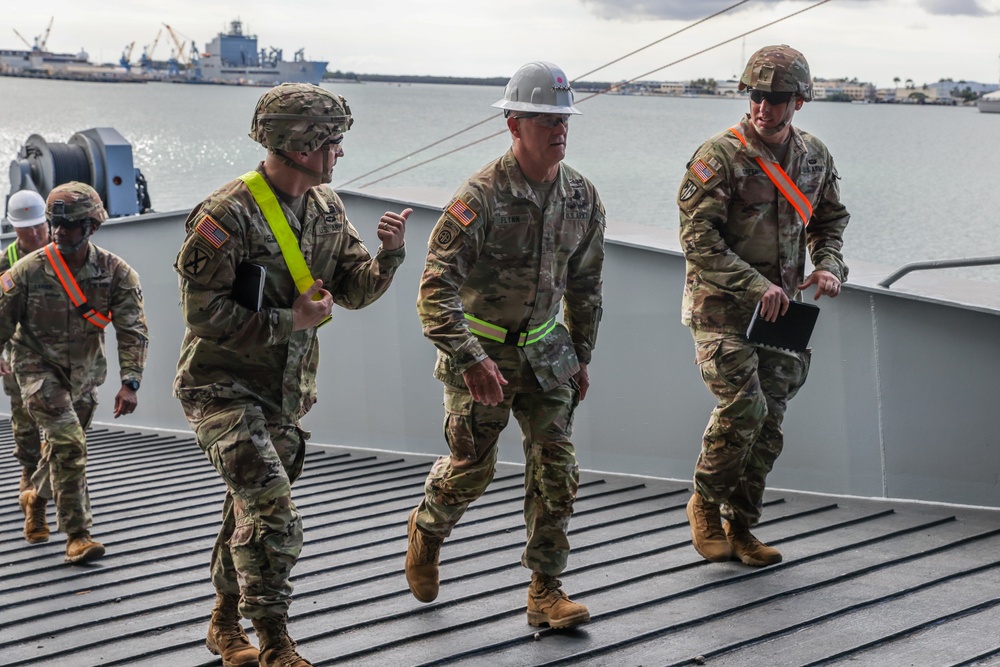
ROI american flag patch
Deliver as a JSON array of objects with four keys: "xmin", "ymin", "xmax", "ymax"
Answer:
[
  {"xmin": 692, "ymin": 159, "xmax": 715, "ymax": 183},
  {"xmin": 447, "ymin": 199, "xmax": 477, "ymax": 226},
  {"xmin": 196, "ymin": 214, "xmax": 230, "ymax": 249},
  {"xmin": 0, "ymin": 271, "xmax": 13, "ymax": 293}
]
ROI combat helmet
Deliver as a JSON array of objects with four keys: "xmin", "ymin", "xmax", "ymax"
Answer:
[
  {"xmin": 5, "ymin": 190, "xmax": 46, "ymax": 228},
  {"xmin": 249, "ymin": 82, "xmax": 353, "ymax": 152},
  {"xmin": 739, "ymin": 45, "xmax": 813, "ymax": 102},
  {"xmin": 46, "ymin": 182, "xmax": 108, "ymax": 228},
  {"xmin": 492, "ymin": 61, "xmax": 582, "ymax": 115}
]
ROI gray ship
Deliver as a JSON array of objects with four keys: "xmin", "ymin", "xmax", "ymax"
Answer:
[{"xmin": 190, "ymin": 19, "xmax": 327, "ymax": 85}]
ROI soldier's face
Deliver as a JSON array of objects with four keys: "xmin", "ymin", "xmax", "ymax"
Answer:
[
  {"xmin": 15, "ymin": 222, "xmax": 49, "ymax": 253},
  {"xmin": 51, "ymin": 220, "xmax": 89, "ymax": 252},
  {"xmin": 514, "ymin": 114, "xmax": 568, "ymax": 167},
  {"xmin": 302, "ymin": 135, "xmax": 344, "ymax": 184}
]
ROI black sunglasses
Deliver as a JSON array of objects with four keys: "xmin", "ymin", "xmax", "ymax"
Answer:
[
  {"xmin": 49, "ymin": 217, "xmax": 90, "ymax": 230},
  {"xmin": 748, "ymin": 88, "xmax": 794, "ymax": 105}
]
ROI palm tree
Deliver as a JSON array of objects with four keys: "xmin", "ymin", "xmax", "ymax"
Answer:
[
  {"xmin": 893, "ymin": 76, "xmax": 900, "ymax": 88},
  {"xmin": 905, "ymin": 78, "xmax": 914, "ymax": 89}
]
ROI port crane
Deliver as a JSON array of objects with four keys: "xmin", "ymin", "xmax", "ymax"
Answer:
[
  {"xmin": 120, "ymin": 41, "xmax": 135, "ymax": 70},
  {"xmin": 11, "ymin": 16, "xmax": 54, "ymax": 52},
  {"xmin": 140, "ymin": 29, "xmax": 162, "ymax": 69},
  {"xmin": 162, "ymin": 23, "xmax": 189, "ymax": 66}
]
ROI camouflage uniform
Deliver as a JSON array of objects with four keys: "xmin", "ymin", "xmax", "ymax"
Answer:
[
  {"xmin": 174, "ymin": 164, "xmax": 404, "ymax": 619},
  {"xmin": 414, "ymin": 148, "xmax": 605, "ymax": 576},
  {"xmin": 0, "ymin": 242, "xmax": 42, "ymax": 473},
  {"xmin": 0, "ymin": 243, "xmax": 148, "ymax": 535},
  {"xmin": 678, "ymin": 114, "xmax": 849, "ymax": 527}
]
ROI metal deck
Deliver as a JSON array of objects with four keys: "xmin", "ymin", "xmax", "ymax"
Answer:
[{"xmin": 1, "ymin": 422, "xmax": 999, "ymax": 667}]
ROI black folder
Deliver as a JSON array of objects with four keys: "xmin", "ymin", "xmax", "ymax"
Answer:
[
  {"xmin": 745, "ymin": 300, "xmax": 819, "ymax": 352},
  {"xmin": 232, "ymin": 262, "xmax": 266, "ymax": 312}
]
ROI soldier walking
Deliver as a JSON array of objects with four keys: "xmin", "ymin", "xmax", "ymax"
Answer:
[
  {"xmin": 1, "ymin": 190, "xmax": 50, "ymax": 499},
  {"xmin": 677, "ymin": 45, "xmax": 850, "ymax": 567},
  {"xmin": 174, "ymin": 83, "xmax": 409, "ymax": 667},
  {"xmin": 0, "ymin": 182, "xmax": 148, "ymax": 563},
  {"xmin": 405, "ymin": 61, "xmax": 606, "ymax": 630}
]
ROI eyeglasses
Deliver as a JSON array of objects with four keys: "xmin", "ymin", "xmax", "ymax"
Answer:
[
  {"xmin": 747, "ymin": 88, "xmax": 794, "ymax": 105},
  {"xmin": 513, "ymin": 113, "xmax": 571, "ymax": 129},
  {"xmin": 49, "ymin": 217, "xmax": 89, "ymax": 230},
  {"xmin": 324, "ymin": 135, "xmax": 345, "ymax": 149}
]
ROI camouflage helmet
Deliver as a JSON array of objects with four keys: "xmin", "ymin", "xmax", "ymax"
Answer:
[
  {"xmin": 739, "ymin": 45, "xmax": 813, "ymax": 102},
  {"xmin": 249, "ymin": 82, "xmax": 353, "ymax": 152},
  {"xmin": 46, "ymin": 181, "xmax": 108, "ymax": 226}
]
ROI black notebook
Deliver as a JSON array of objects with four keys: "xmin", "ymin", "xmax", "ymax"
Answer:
[
  {"xmin": 745, "ymin": 300, "xmax": 819, "ymax": 352},
  {"xmin": 232, "ymin": 262, "xmax": 266, "ymax": 312}
]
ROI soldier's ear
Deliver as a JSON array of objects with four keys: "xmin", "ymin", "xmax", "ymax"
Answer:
[{"xmin": 794, "ymin": 98, "xmax": 804, "ymax": 110}]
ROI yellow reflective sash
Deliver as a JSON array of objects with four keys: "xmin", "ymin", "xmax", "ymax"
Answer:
[
  {"xmin": 464, "ymin": 313, "xmax": 556, "ymax": 347},
  {"xmin": 6, "ymin": 243, "xmax": 17, "ymax": 267},
  {"xmin": 729, "ymin": 126, "xmax": 813, "ymax": 227},
  {"xmin": 238, "ymin": 171, "xmax": 330, "ymax": 327}
]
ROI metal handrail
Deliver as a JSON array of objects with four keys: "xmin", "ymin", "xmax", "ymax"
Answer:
[{"xmin": 879, "ymin": 256, "xmax": 1000, "ymax": 287}]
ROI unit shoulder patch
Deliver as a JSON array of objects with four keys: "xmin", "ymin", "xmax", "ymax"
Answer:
[{"xmin": 0, "ymin": 271, "xmax": 14, "ymax": 293}]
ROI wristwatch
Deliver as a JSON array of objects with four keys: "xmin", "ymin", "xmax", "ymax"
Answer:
[{"xmin": 122, "ymin": 379, "xmax": 140, "ymax": 391}]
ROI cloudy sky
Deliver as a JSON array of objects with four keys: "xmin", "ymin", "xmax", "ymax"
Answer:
[{"xmin": 7, "ymin": 0, "xmax": 1000, "ymax": 86}]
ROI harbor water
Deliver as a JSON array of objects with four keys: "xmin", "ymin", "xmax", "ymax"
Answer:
[{"xmin": 1, "ymin": 76, "xmax": 999, "ymax": 283}]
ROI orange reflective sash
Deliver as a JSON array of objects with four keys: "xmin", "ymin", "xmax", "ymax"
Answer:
[
  {"xmin": 729, "ymin": 126, "xmax": 813, "ymax": 227},
  {"xmin": 43, "ymin": 243, "xmax": 112, "ymax": 329}
]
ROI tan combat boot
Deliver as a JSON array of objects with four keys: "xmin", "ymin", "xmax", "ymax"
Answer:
[
  {"xmin": 686, "ymin": 492, "xmax": 732, "ymax": 562},
  {"xmin": 526, "ymin": 573, "xmax": 591, "ymax": 629},
  {"xmin": 724, "ymin": 520, "xmax": 782, "ymax": 567},
  {"xmin": 405, "ymin": 507, "xmax": 443, "ymax": 602},
  {"xmin": 20, "ymin": 488, "xmax": 49, "ymax": 543},
  {"xmin": 65, "ymin": 533, "xmax": 105, "ymax": 563},
  {"xmin": 252, "ymin": 616, "xmax": 312, "ymax": 667},
  {"xmin": 205, "ymin": 593, "xmax": 259, "ymax": 667}
]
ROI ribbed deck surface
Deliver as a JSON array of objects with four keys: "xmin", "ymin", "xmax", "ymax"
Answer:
[{"xmin": 2, "ymin": 422, "xmax": 999, "ymax": 667}]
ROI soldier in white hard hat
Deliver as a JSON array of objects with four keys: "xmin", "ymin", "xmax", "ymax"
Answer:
[
  {"xmin": 1, "ymin": 190, "xmax": 50, "ymax": 501},
  {"xmin": 404, "ymin": 61, "xmax": 606, "ymax": 630},
  {"xmin": 174, "ymin": 83, "xmax": 410, "ymax": 667},
  {"xmin": 677, "ymin": 45, "xmax": 850, "ymax": 567}
]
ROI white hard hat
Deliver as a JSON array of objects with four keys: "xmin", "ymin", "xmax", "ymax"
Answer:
[
  {"xmin": 5, "ymin": 190, "xmax": 47, "ymax": 228},
  {"xmin": 492, "ymin": 61, "xmax": 582, "ymax": 115}
]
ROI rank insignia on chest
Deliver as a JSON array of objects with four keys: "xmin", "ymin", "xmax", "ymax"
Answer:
[
  {"xmin": 195, "ymin": 214, "xmax": 230, "ymax": 249},
  {"xmin": 447, "ymin": 199, "xmax": 477, "ymax": 226},
  {"xmin": 0, "ymin": 271, "xmax": 13, "ymax": 293},
  {"xmin": 692, "ymin": 159, "xmax": 715, "ymax": 183}
]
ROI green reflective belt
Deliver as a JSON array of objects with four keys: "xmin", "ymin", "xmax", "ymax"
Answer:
[
  {"xmin": 464, "ymin": 314, "xmax": 557, "ymax": 347},
  {"xmin": 6, "ymin": 243, "xmax": 17, "ymax": 267},
  {"xmin": 238, "ymin": 171, "xmax": 330, "ymax": 327}
]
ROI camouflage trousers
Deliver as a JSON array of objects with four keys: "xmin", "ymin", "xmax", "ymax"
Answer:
[
  {"xmin": 414, "ymin": 380, "xmax": 581, "ymax": 577},
  {"xmin": 181, "ymin": 399, "xmax": 306, "ymax": 620},
  {"xmin": 691, "ymin": 329, "xmax": 810, "ymax": 527},
  {"xmin": 21, "ymin": 373, "xmax": 97, "ymax": 536},
  {"xmin": 3, "ymin": 370, "xmax": 42, "ymax": 471}
]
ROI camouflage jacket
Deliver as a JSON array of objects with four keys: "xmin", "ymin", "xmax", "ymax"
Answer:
[
  {"xmin": 677, "ymin": 115, "xmax": 850, "ymax": 333},
  {"xmin": 173, "ymin": 164, "xmax": 405, "ymax": 421},
  {"xmin": 0, "ymin": 242, "xmax": 148, "ymax": 397},
  {"xmin": 419, "ymin": 149, "xmax": 606, "ymax": 392}
]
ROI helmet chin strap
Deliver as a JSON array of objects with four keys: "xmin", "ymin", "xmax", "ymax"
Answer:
[
  {"xmin": 52, "ymin": 223, "xmax": 93, "ymax": 255},
  {"xmin": 274, "ymin": 150, "xmax": 332, "ymax": 185}
]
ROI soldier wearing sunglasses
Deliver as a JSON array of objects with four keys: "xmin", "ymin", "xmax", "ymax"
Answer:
[{"xmin": 676, "ymin": 45, "xmax": 850, "ymax": 568}]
